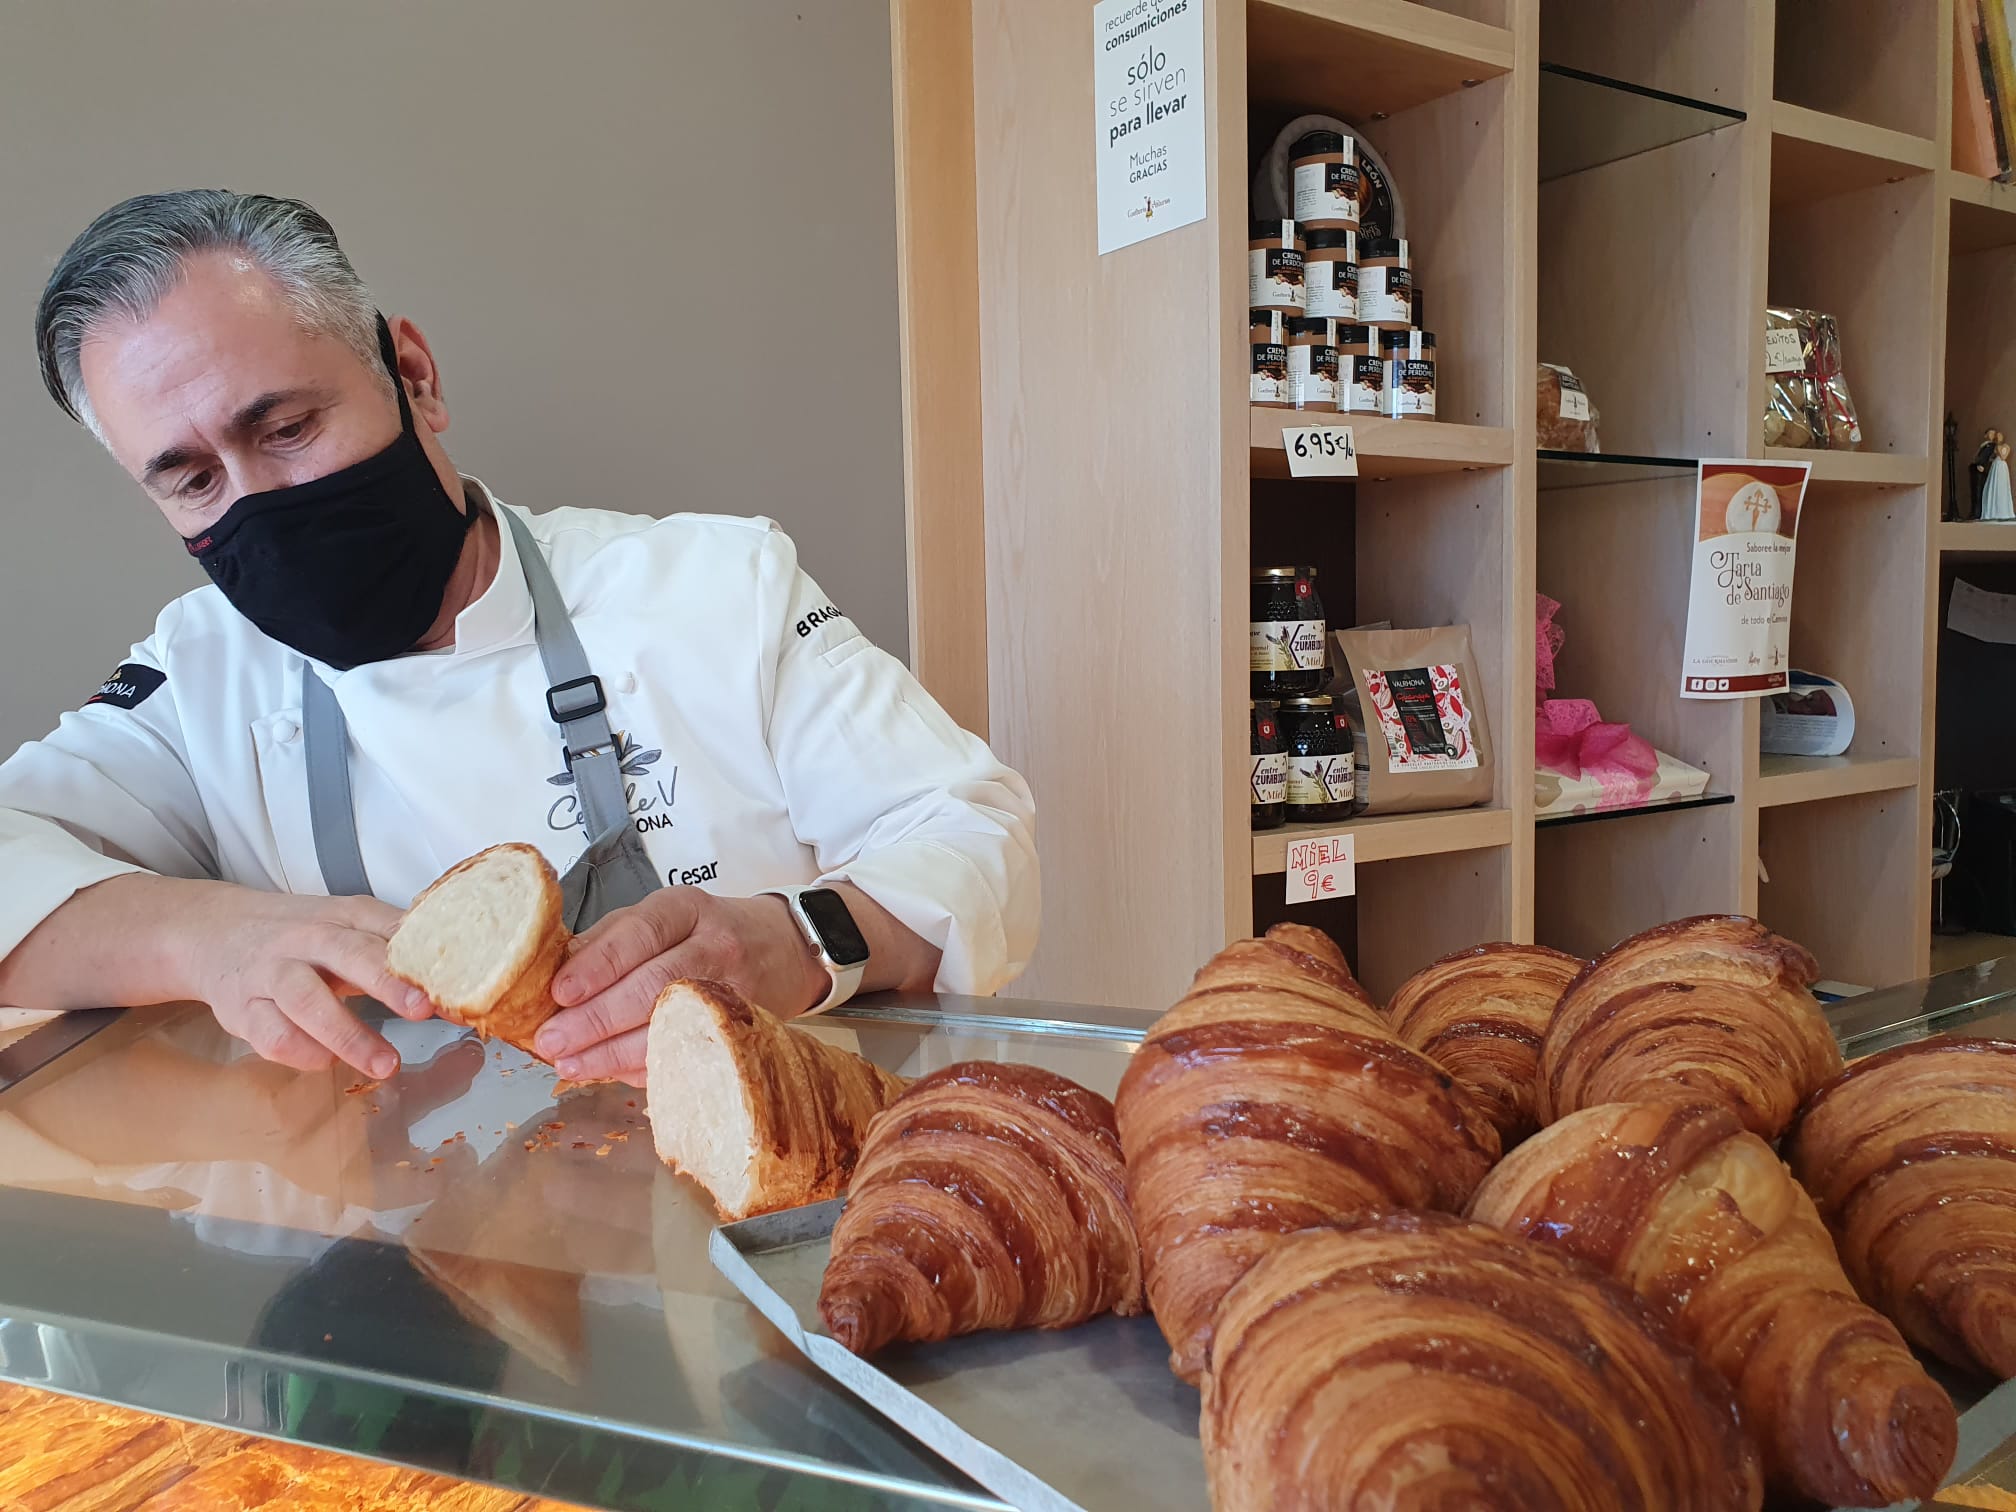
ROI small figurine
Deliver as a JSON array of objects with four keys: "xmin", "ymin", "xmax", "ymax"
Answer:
[
  {"xmin": 1985, "ymin": 440, "xmax": 2015, "ymax": 522},
  {"xmin": 1944, "ymin": 411, "xmax": 1960, "ymax": 521}
]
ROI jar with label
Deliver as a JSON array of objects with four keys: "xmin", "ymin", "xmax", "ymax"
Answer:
[
  {"xmin": 1288, "ymin": 317, "xmax": 1340, "ymax": 412},
  {"xmin": 1251, "ymin": 701, "xmax": 1286, "ymax": 831},
  {"xmin": 1250, "ymin": 310, "xmax": 1290, "ymax": 409},
  {"xmin": 1303, "ymin": 229, "xmax": 1357, "ymax": 321},
  {"xmin": 1281, "ymin": 695, "xmax": 1355, "ymax": 823},
  {"xmin": 1382, "ymin": 329, "xmax": 1437, "ymax": 420},
  {"xmin": 1250, "ymin": 566, "xmax": 1326, "ymax": 699},
  {"xmin": 1290, "ymin": 130, "xmax": 1361, "ymax": 232},
  {"xmin": 1338, "ymin": 324, "xmax": 1385, "ymax": 415},
  {"xmin": 1358, "ymin": 237, "xmax": 1413, "ymax": 329},
  {"xmin": 1248, "ymin": 219, "xmax": 1305, "ymax": 314}
]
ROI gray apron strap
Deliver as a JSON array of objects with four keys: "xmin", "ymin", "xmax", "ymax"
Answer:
[
  {"xmin": 301, "ymin": 663, "xmax": 374, "ymax": 897},
  {"xmin": 297, "ymin": 503, "xmax": 661, "ymax": 926},
  {"xmin": 495, "ymin": 508, "xmax": 662, "ymax": 926}
]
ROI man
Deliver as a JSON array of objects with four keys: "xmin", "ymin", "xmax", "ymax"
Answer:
[{"xmin": 0, "ymin": 190, "xmax": 1037, "ymax": 1085}]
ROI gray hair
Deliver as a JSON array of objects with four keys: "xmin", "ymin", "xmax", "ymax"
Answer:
[{"xmin": 35, "ymin": 189, "xmax": 388, "ymax": 436}]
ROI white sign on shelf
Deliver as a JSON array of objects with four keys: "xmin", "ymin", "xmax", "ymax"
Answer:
[
  {"xmin": 1093, "ymin": 0, "xmax": 1207, "ymax": 255},
  {"xmin": 1680, "ymin": 458, "xmax": 1812, "ymax": 699},
  {"xmin": 1282, "ymin": 425, "xmax": 1359, "ymax": 478},
  {"xmin": 1285, "ymin": 831, "xmax": 1356, "ymax": 906}
]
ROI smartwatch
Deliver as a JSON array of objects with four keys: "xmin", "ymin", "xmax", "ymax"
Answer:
[{"xmin": 760, "ymin": 885, "xmax": 870, "ymax": 1014}]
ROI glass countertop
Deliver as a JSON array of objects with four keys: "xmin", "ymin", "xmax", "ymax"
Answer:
[{"xmin": 0, "ymin": 994, "xmax": 1148, "ymax": 1511}]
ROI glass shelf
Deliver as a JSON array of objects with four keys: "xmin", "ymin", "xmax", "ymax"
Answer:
[
  {"xmin": 1537, "ymin": 448, "xmax": 1699, "ymax": 491},
  {"xmin": 1540, "ymin": 63, "xmax": 1746, "ymax": 182},
  {"xmin": 1535, "ymin": 792, "xmax": 1735, "ymax": 829}
]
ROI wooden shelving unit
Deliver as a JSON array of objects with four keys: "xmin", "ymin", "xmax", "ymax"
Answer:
[
  {"xmin": 943, "ymin": 0, "xmax": 1966, "ymax": 1009},
  {"xmin": 1942, "ymin": 521, "xmax": 2016, "ymax": 554}
]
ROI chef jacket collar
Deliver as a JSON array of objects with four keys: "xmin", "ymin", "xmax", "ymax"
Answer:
[{"xmin": 301, "ymin": 475, "xmax": 535, "ymax": 686}]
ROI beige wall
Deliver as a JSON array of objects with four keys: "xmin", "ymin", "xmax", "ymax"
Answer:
[{"xmin": 0, "ymin": 0, "xmax": 905, "ymax": 755}]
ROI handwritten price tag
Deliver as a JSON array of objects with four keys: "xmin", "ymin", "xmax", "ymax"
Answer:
[
  {"xmin": 1282, "ymin": 425, "xmax": 1358, "ymax": 478},
  {"xmin": 1285, "ymin": 832, "xmax": 1356, "ymax": 905}
]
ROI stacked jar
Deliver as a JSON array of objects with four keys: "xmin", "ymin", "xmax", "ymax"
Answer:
[
  {"xmin": 1250, "ymin": 129, "xmax": 1439, "ymax": 421},
  {"xmin": 1250, "ymin": 565, "xmax": 1336, "ymax": 830}
]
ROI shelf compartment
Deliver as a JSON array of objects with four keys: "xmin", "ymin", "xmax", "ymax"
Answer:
[
  {"xmin": 1772, "ymin": 0, "xmax": 1938, "ymax": 142},
  {"xmin": 1251, "ymin": 806, "xmax": 1513, "ymax": 875},
  {"xmin": 1250, "ymin": 411, "xmax": 1512, "ymax": 478},
  {"xmin": 1760, "ymin": 789, "xmax": 1922, "ymax": 990},
  {"xmin": 1247, "ymin": 0, "xmax": 1513, "ymax": 121},
  {"xmin": 1941, "ymin": 521, "xmax": 2016, "ymax": 555},
  {"xmin": 1535, "ymin": 791, "xmax": 1744, "ymax": 961},
  {"xmin": 1952, "ymin": 171, "xmax": 2016, "ymax": 254},
  {"xmin": 1537, "ymin": 62, "xmax": 1743, "ymax": 182},
  {"xmin": 1535, "ymin": 792, "xmax": 1734, "ymax": 829},
  {"xmin": 1761, "ymin": 448, "xmax": 1927, "ymax": 488},
  {"xmin": 1757, "ymin": 754, "xmax": 1920, "ymax": 807},
  {"xmin": 1770, "ymin": 103, "xmax": 1936, "ymax": 209}
]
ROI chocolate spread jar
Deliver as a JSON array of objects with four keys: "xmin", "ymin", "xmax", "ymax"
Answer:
[
  {"xmin": 1288, "ymin": 317, "xmax": 1341, "ymax": 412},
  {"xmin": 1251, "ymin": 566, "xmax": 1326, "ymax": 699},
  {"xmin": 1358, "ymin": 237, "xmax": 1414, "ymax": 330},
  {"xmin": 1382, "ymin": 328, "xmax": 1437, "ymax": 420},
  {"xmin": 1303, "ymin": 229, "xmax": 1357, "ymax": 322},
  {"xmin": 1251, "ymin": 701, "xmax": 1286, "ymax": 830},
  {"xmin": 1250, "ymin": 310, "xmax": 1291, "ymax": 409},
  {"xmin": 1290, "ymin": 130, "xmax": 1361, "ymax": 232},
  {"xmin": 1282, "ymin": 695, "xmax": 1355, "ymax": 823},
  {"xmin": 1337, "ymin": 324, "xmax": 1384, "ymax": 415},
  {"xmin": 1248, "ymin": 218, "xmax": 1305, "ymax": 314}
]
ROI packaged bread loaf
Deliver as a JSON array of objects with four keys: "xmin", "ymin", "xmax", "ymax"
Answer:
[
  {"xmin": 1763, "ymin": 307, "xmax": 1862, "ymax": 451},
  {"xmin": 1537, "ymin": 363, "xmax": 1600, "ymax": 452}
]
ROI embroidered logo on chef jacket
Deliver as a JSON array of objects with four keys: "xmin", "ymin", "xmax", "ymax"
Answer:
[
  {"xmin": 85, "ymin": 663, "xmax": 166, "ymax": 710},
  {"xmin": 544, "ymin": 731, "xmax": 685, "ymax": 836}
]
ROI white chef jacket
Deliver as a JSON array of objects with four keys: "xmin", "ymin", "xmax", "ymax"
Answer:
[{"xmin": 0, "ymin": 482, "xmax": 1039, "ymax": 995}]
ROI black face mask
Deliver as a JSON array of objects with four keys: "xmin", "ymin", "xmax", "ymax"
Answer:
[{"xmin": 183, "ymin": 317, "xmax": 473, "ymax": 669}]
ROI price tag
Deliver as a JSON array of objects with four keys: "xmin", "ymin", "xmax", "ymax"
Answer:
[
  {"xmin": 1764, "ymin": 327, "xmax": 1805, "ymax": 374},
  {"xmin": 1282, "ymin": 425, "xmax": 1358, "ymax": 478},
  {"xmin": 1285, "ymin": 832, "xmax": 1356, "ymax": 905}
]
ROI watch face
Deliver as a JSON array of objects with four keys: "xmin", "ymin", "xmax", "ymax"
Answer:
[{"xmin": 800, "ymin": 888, "xmax": 871, "ymax": 968}]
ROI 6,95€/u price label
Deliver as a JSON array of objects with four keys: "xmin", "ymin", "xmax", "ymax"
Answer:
[{"xmin": 1282, "ymin": 425, "xmax": 1358, "ymax": 478}]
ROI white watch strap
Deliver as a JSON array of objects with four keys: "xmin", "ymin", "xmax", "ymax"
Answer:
[{"xmin": 760, "ymin": 887, "xmax": 865, "ymax": 1017}]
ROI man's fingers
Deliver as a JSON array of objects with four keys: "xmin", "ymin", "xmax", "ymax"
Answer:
[
  {"xmin": 309, "ymin": 925, "xmax": 431, "ymax": 1019},
  {"xmin": 273, "ymin": 961, "xmax": 400, "ymax": 1079},
  {"xmin": 333, "ymin": 894, "xmax": 406, "ymax": 939},
  {"xmin": 235, "ymin": 1000, "xmax": 335, "ymax": 1072},
  {"xmin": 551, "ymin": 1026, "xmax": 649, "ymax": 1085},
  {"xmin": 535, "ymin": 966, "xmax": 665, "ymax": 1061},
  {"xmin": 552, "ymin": 891, "xmax": 701, "ymax": 1007}
]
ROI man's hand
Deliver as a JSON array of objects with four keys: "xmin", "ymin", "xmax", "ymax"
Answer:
[
  {"xmin": 534, "ymin": 889, "xmax": 826, "ymax": 1083},
  {"xmin": 177, "ymin": 888, "xmax": 433, "ymax": 1077}
]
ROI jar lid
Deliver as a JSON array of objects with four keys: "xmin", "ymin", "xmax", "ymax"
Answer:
[
  {"xmin": 1337, "ymin": 323, "xmax": 1374, "ymax": 344},
  {"xmin": 1289, "ymin": 316, "xmax": 1339, "ymax": 339},
  {"xmin": 1304, "ymin": 228, "xmax": 1357, "ymax": 252},
  {"xmin": 1249, "ymin": 216, "xmax": 1298, "ymax": 243},
  {"xmin": 1281, "ymin": 695, "xmax": 1335, "ymax": 710},
  {"xmin": 1291, "ymin": 129, "xmax": 1347, "ymax": 157},
  {"xmin": 1252, "ymin": 565, "xmax": 1318, "ymax": 579},
  {"xmin": 1383, "ymin": 328, "xmax": 1436, "ymax": 349},
  {"xmin": 1411, "ymin": 291, "xmax": 1425, "ymax": 327},
  {"xmin": 1251, "ymin": 698, "xmax": 1279, "ymax": 712},
  {"xmin": 1249, "ymin": 309, "xmax": 1288, "ymax": 336},
  {"xmin": 1363, "ymin": 236, "xmax": 1409, "ymax": 261}
]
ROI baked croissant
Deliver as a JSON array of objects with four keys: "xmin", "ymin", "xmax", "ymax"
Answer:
[
  {"xmin": 1788, "ymin": 1037, "xmax": 2016, "ymax": 1378},
  {"xmin": 1539, "ymin": 915, "xmax": 1839, "ymax": 1138},
  {"xmin": 819, "ymin": 1061, "xmax": 1143, "ymax": 1356},
  {"xmin": 1116, "ymin": 934, "xmax": 1500, "ymax": 1383},
  {"xmin": 1469, "ymin": 1100, "xmax": 1955, "ymax": 1506},
  {"xmin": 1386, "ymin": 941, "xmax": 1582, "ymax": 1146},
  {"xmin": 1201, "ymin": 1212, "xmax": 1764, "ymax": 1512},
  {"xmin": 646, "ymin": 979, "xmax": 906, "ymax": 1220},
  {"xmin": 1186, "ymin": 921, "xmax": 1381, "ymax": 1019}
]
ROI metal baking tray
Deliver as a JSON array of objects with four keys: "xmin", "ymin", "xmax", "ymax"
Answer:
[{"xmin": 709, "ymin": 1198, "xmax": 1204, "ymax": 1512}]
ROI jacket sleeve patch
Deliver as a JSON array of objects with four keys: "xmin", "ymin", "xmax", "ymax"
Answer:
[{"xmin": 86, "ymin": 663, "xmax": 166, "ymax": 710}]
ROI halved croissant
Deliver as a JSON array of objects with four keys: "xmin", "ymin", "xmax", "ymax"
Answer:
[
  {"xmin": 1386, "ymin": 941, "xmax": 1582, "ymax": 1146},
  {"xmin": 1788, "ymin": 1036, "xmax": 2016, "ymax": 1378},
  {"xmin": 1469, "ymin": 1100, "xmax": 1955, "ymax": 1507},
  {"xmin": 819, "ymin": 1061, "xmax": 1143, "ymax": 1356},
  {"xmin": 1201, "ymin": 1213, "xmax": 1764, "ymax": 1512},
  {"xmin": 1116, "ymin": 931, "xmax": 1499, "ymax": 1384},
  {"xmin": 1539, "ymin": 915, "xmax": 1839, "ymax": 1138}
]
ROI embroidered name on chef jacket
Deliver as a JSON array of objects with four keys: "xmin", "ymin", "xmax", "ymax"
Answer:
[{"xmin": 86, "ymin": 663, "xmax": 166, "ymax": 710}]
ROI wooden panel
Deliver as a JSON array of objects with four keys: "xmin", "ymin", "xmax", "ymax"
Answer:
[
  {"xmin": 1774, "ymin": 0, "xmax": 1939, "ymax": 140},
  {"xmin": 1759, "ymin": 790, "xmax": 1922, "ymax": 988},
  {"xmin": 1538, "ymin": 0, "xmax": 1750, "ymax": 105},
  {"xmin": 1355, "ymin": 844, "xmax": 1513, "ymax": 999},
  {"xmin": 1771, "ymin": 173, "xmax": 1939, "ymax": 458},
  {"xmin": 1950, "ymin": 170, "xmax": 2016, "ymax": 252},
  {"xmin": 1764, "ymin": 447, "xmax": 1930, "ymax": 486},
  {"xmin": 1770, "ymin": 103, "xmax": 1938, "ymax": 207},
  {"xmin": 1246, "ymin": 0, "xmax": 1512, "ymax": 120},
  {"xmin": 1943, "ymin": 521, "xmax": 2016, "ymax": 554},
  {"xmin": 1249, "ymin": 412, "xmax": 1511, "ymax": 477},
  {"xmin": 890, "ymin": 0, "xmax": 989, "ymax": 737},
  {"xmin": 972, "ymin": 0, "xmax": 1245, "ymax": 1009},
  {"xmin": 1252, "ymin": 807, "xmax": 1514, "ymax": 872},
  {"xmin": 1537, "ymin": 126, "xmax": 1750, "ymax": 459},
  {"xmin": 1535, "ymin": 803, "xmax": 1748, "ymax": 960},
  {"xmin": 1947, "ymin": 244, "xmax": 2016, "ymax": 456},
  {"xmin": 1756, "ymin": 753, "xmax": 1922, "ymax": 806}
]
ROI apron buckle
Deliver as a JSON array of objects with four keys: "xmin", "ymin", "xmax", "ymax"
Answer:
[{"xmin": 546, "ymin": 674, "xmax": 607, "ymax": 724}]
